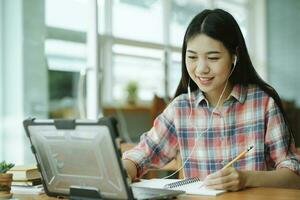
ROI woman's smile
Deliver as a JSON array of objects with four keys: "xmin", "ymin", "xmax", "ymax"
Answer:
[{"xmin": 197, "ymin": 76, "xmax": 215, "ymax": 85}]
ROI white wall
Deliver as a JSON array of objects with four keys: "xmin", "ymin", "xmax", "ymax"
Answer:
[
  {"xmin": 0, "ymin": 0, "xmax": 47, "ymax": 164},
  {"xmin": 0, "ymin": 0, "xmax": 3, "ymax": 159},
  {"xmin": 1, "ymin": 0, "xmax": 24, "ymax": 163},
  {"xmin": 267, "ymin": 0, "xmax": 300, "ymax": 105}
]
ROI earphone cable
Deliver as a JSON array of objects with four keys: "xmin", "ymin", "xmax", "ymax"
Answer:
[{"xmin": 162, "ymin": 60, "xmax": 237, "ymax": 179}]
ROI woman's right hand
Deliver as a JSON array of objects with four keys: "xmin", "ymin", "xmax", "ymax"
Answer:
[{"xmin": 122, "ymin": 159, "xmax": 138, "ymax": 182}]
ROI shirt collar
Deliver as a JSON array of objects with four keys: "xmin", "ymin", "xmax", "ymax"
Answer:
[
  {"xmin": 192, "ymin": 84, "xmax": 247, "ymax": 107},
  {"xmin": 193, "ymin": 90, "xmax": 207, "ymax": 107},
  {"xmin": 230, "ymin": 84, "xmax": 247, "ymax": 104}
]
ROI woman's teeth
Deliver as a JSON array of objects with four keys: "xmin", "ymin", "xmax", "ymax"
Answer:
[{"xmin": 199, "ymin": 77, "xmax": 213, "ymax": 81}]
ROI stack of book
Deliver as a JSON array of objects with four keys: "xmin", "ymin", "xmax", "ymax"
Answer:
[
  {"xmin": 10, "ymin": 184, "xmax": 44, "ymax": 195},
  {"xmin": 7, "ymin": 164, "xmax": 44, "ymax": 195}
]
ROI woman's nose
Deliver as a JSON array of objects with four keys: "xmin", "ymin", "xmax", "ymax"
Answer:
[{"xmin": 195, "ymin": 59, "xmax": 209, "ymax": 74}]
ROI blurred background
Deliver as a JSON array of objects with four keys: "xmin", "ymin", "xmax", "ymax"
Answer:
[{"xmin": 1, "ymin": 0, "xmax": 300, "ymax": 164}]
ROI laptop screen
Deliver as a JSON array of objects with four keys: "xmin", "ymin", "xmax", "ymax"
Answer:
[{"xmin": 24, "ymin": 118, "xmax": 132, "ymax": 199}]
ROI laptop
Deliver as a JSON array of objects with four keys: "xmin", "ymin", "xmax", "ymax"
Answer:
[{"xmin": 23, "ymin": 117, "xmax": 184, "ymax": 200}]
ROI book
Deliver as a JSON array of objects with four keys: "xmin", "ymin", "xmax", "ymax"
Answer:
[
  {"xmin": 12, "ymin": 178, "xmax": 42, "ymax": 186},
  {"xmin": 11, "ymin": 185, "xmax": 44, "ymax": 195},
  {"xmin": 131, "ymin": 178, "xmax": 226, "ymax": 196},
  {"xmin": 7, "ymin": 164, "xmax": 41, "ymax": 181},
  {"xmin": 0, "ymin": 191, "xmax": 13, "ymax": 199}
]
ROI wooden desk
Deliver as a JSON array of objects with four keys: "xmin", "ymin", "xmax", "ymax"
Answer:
[
  {"xmin": 13, "ymin": 187, "xmax": 300, "ymax": 200},
  {"xmin": 178, "ymin": 187, "xmax": 300, "ymax": 200}
]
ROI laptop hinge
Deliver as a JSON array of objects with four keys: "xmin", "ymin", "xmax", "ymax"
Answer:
[
  {"xmin": 54, "ymin": 119, "xmax": 76, "ymax": 130},
  {"xmin": 70, "ymin": 186, "xmax": 102, "ymax": 200}
]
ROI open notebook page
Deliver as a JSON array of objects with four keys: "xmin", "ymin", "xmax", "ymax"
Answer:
[{"xmin": 131, "ymin": 179, "xmax": 226, "ymax": 196}]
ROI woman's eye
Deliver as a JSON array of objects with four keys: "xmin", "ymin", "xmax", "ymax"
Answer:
[
  {"xmin": 188, "ymin": 56, "xmax": 197, "ymax": 59},
  {"xmin": 208, "ymin": 57, "xmax": 219, "ymax": 61}
]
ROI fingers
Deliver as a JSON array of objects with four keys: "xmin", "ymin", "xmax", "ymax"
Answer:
[
  {"xmin": 204, "ymin": 173, "xmax": 232, "ymax": 186},
  {"xmin": 203, "ymin": 168, "xmax": 244, "ymax": 191},
  {"xmin": 206, "ymin": 180, "xmax": 238, "ymax": 190},
  {"xmin": 205, "ymin": 168, "xmax": 232, "ymax": 179}
]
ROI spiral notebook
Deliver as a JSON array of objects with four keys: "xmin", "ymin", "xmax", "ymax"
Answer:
[{"xmin": 131, "ymin": 178, "xmax": 226, "ymax": 196}]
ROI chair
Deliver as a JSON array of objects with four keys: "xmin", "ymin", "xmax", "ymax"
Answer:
[
  {"xmin": 281, "ymin": 100, "xmax": 300, "ymax": 147},
  {"xmin": 149, "ymin": 94, "xmax": 168, "ymax": 125}
]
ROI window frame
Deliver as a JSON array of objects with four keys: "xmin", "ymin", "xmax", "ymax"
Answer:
[{"xmin": 45, "ymin": 0, "xmax": 257, "ymax": 106}]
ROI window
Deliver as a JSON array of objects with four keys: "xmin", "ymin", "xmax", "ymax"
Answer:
[
  {"xmin": 45, "ymin": 0, "xmax": 90, "ymax": 118},
  {"xmin": 112, "ymin": 0, "xmax": 163, "ymax": 43},
  {"xmin": 168, "ymin": 52, "xmax": 181, "ymax": 97},
  {"xmin": 46, "ymin": 0, "xmax": 89, "ymax": 31},
  {"xmin": 48, "ymin": 71, "xmax": 80, "ymax": 118},
  {"xmin": 45, "ymin": 40, "xmax": 86, "ymax": 72},
  {"xmin": 170, "ymin": 0, "xmax": 209, "ymax": 46},
  {"xmin": 215, "ymin": 0, "xmax": 249, "ymax": 42},
  {"xmin": 45, "ymin": 40, "xmax": 86, "ymax": 118},
  {"xmin": 44, "ymin": 0, "xmax": 252, "ymax": 108},
  {"xmin": 112, "ymin": 45, "xmax": 164, "ymax": 102}
]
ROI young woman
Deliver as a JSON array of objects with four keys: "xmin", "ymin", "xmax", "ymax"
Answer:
[{"xmin": 122, "ymin": 9, "xmax": 300, "ymax": 191}]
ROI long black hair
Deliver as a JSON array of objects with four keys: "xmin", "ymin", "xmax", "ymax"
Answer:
[{"xmin": 174, "ymin": 9, "xmax": 293, "ymax": 151}]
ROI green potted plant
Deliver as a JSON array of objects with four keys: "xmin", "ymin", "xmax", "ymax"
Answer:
[
  {"xmin": 126, "ymin": 81, "xmax": 138, "ymax": 105},
  {"xmin": 0, "ymin": 161, "xmax": 15, "ymax": 198}
]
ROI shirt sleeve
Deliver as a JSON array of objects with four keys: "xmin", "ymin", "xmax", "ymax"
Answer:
[
  {"xmin": 122, "ymin": 101, "xmax": 179, "ymax": 177},
  {"xmin": 265, "ymin": 98, "xmax": 300, "ymax": 175}
]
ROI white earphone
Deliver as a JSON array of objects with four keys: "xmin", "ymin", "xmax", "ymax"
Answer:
[
  {"xmin": 229, "ymin": 55, "xmax": 237, "ymax": 77},
  {"xmin": 163, "ymin": 54, "xmax": 238, "ymax": 179},
  {"xmin": 233, "ymin": 55, "xmax": 237, "ymax": 68},
  {"xmin": 187, "ymin": 80, "xmax": 192, "ymax": 105}
]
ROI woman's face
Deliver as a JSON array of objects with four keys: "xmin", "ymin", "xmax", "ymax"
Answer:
[{"xmin": 185, "ymin": 34, "xmax": 234, "ymax": 101}]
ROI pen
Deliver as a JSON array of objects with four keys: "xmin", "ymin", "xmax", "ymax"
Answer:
[{"xmin": 221, "ymin": 145, "xmax": 254, "ymax": 170}]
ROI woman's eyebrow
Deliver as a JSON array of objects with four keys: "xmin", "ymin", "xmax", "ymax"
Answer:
[
  {"xmin": 207, "ymin": 51, "xmax": 221, "ymax": 55},
  {"xmin": 186, "ymin": 49, "xmax": 197, "ymax": 54},
  {"xmin": 186, "ymin": 49, "xmax": 221, "ymax": 55}
]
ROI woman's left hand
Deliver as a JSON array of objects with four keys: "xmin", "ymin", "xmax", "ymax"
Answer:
[{"xmin": 203, "ymin": 167, "xmax": 247, "ymax": 191}]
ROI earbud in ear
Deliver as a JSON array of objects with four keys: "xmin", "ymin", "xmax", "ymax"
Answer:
[
  {"xmin": 233, "ymin": 55, "xmax": 237, "ymax": 67},
  {"xmin": 228, "ymin": 55, "xmax": 237, "ymax": 78}
]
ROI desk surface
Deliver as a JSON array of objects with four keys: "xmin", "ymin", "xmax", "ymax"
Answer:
[{"xmin": 13, "ymin": 187, "xmax": 300, "ymax": 200}]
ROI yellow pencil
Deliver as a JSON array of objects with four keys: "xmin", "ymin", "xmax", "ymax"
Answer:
[{"xmin": 222, "ymin": 145, "xmax": 254, "ymax": 170}]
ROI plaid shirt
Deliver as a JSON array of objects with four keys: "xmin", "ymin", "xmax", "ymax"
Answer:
[{"xmin": 122, "ymin": 84, "xmax": 300, "ymax": 179}]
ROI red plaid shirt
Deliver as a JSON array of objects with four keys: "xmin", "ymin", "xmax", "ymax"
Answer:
[{"xmin": 122, "ymin": 84, "xmax": 300, "ymax": 179}]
